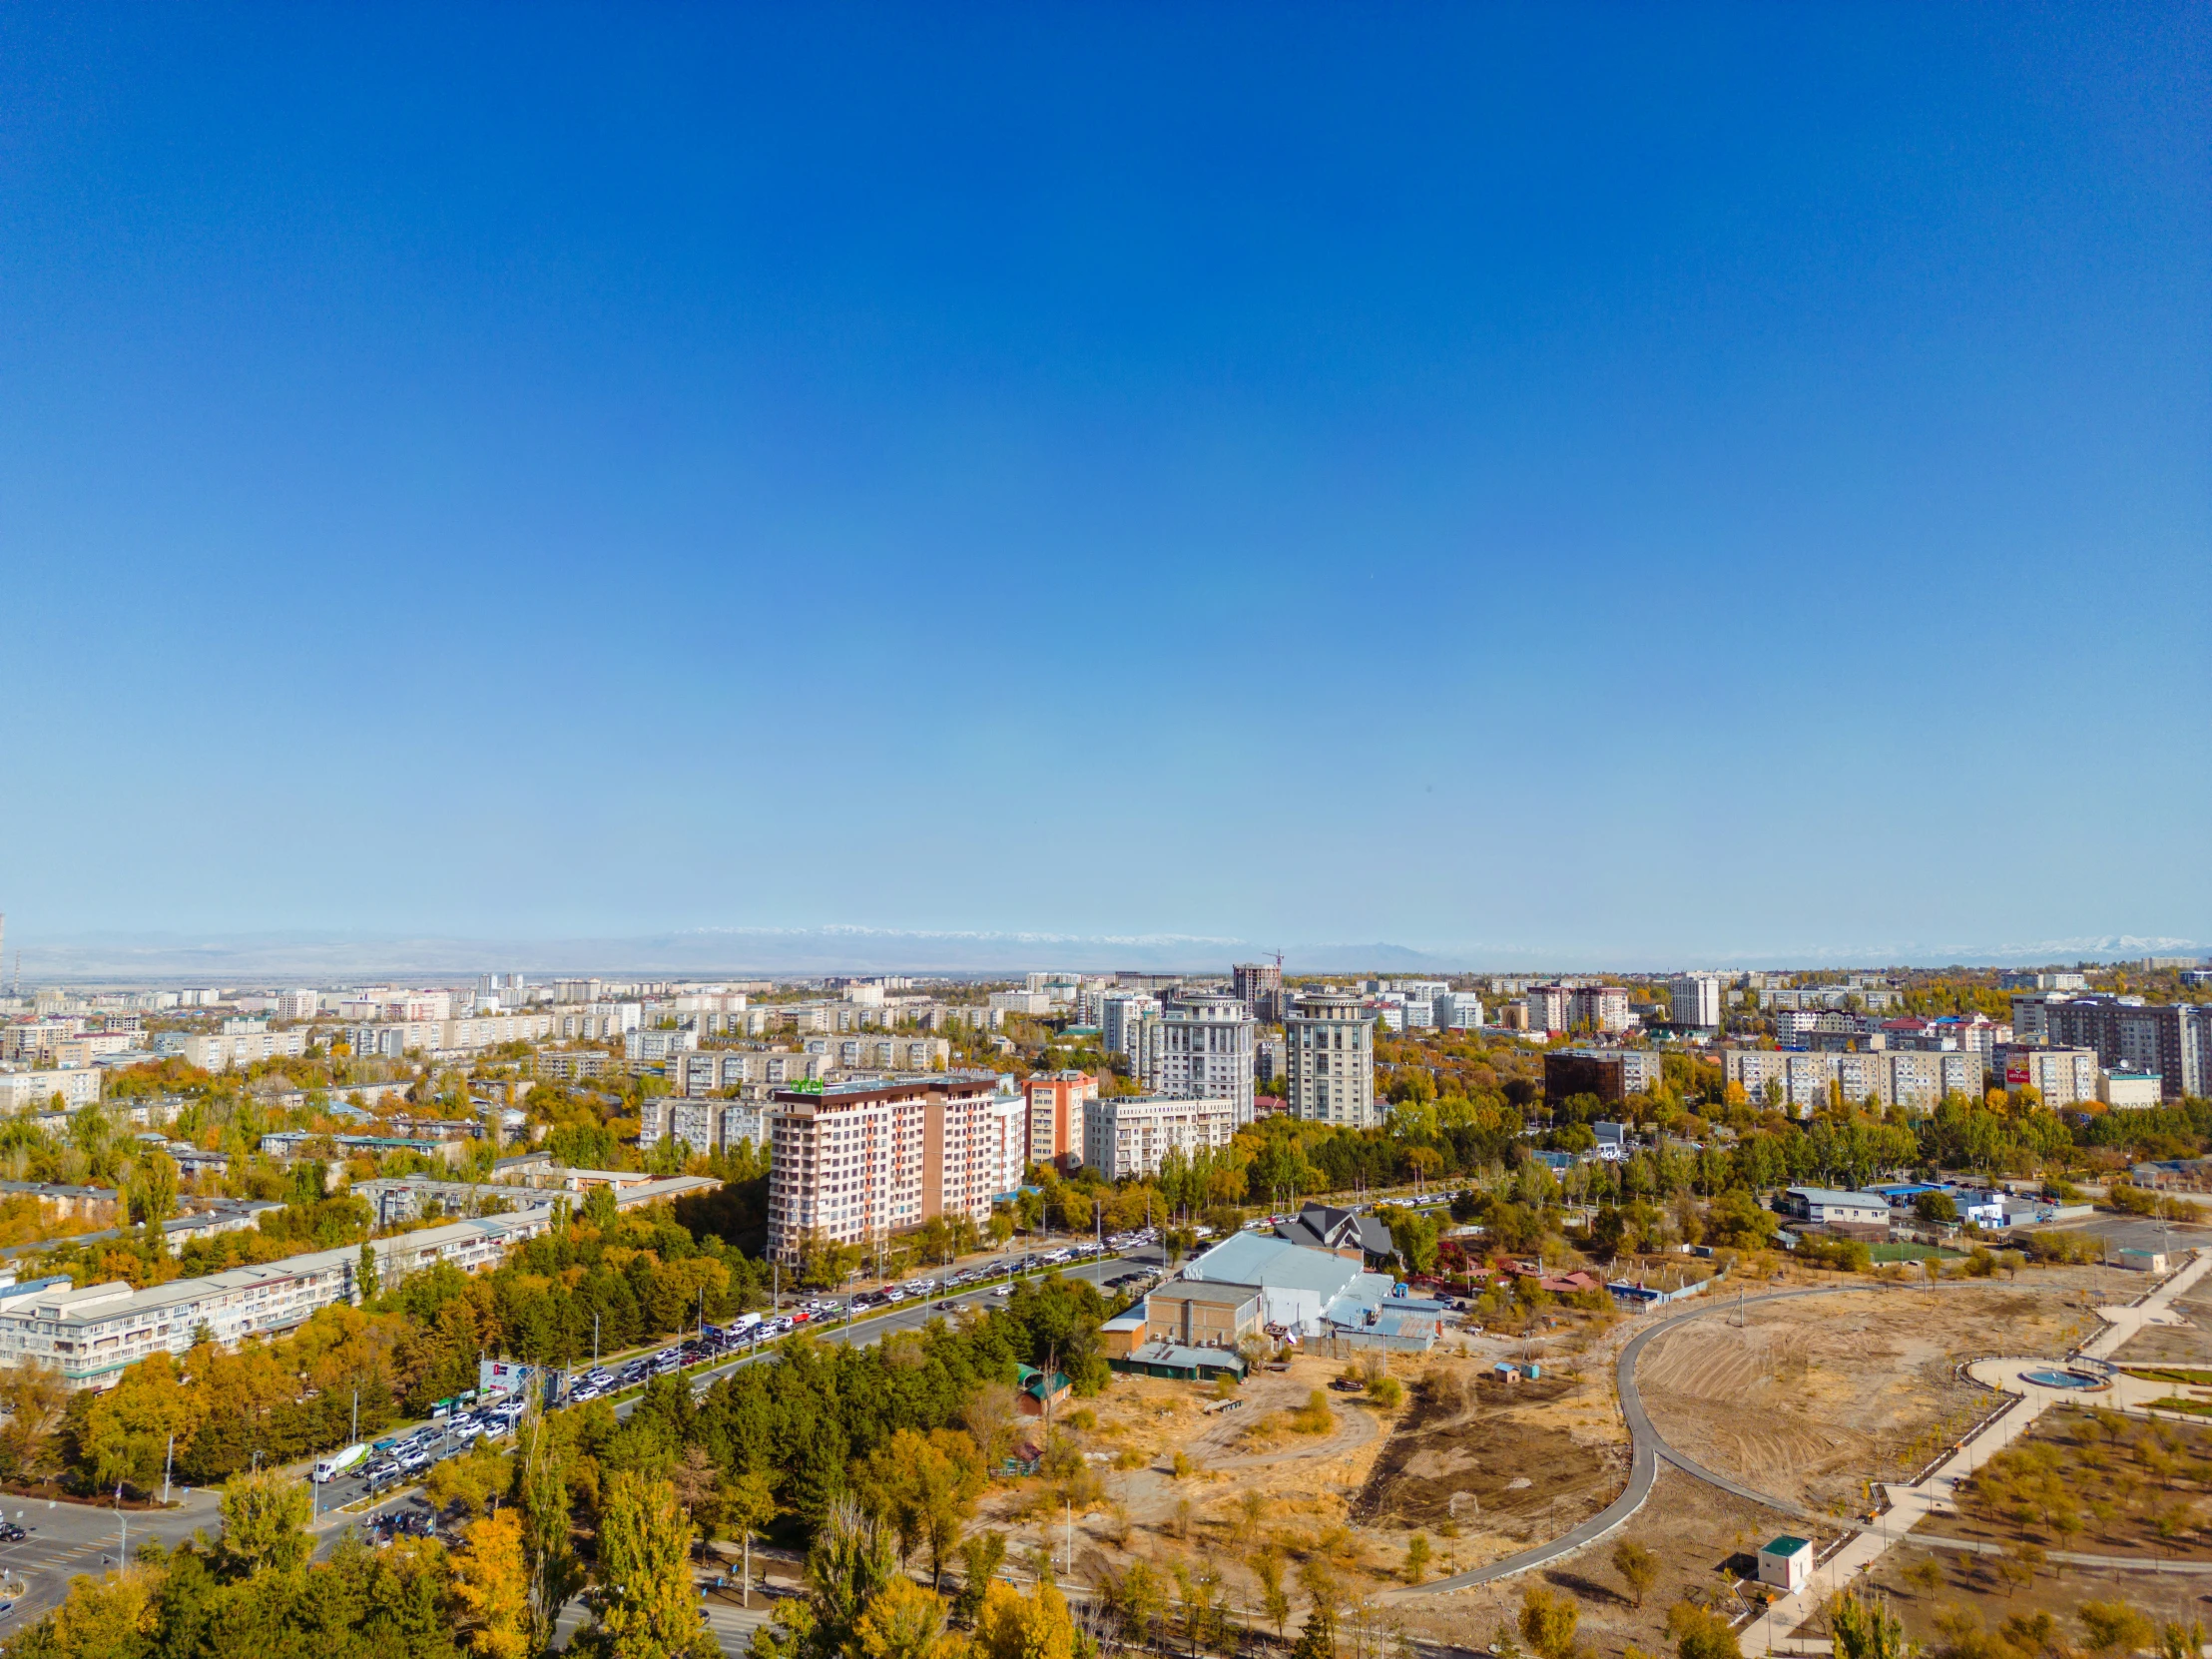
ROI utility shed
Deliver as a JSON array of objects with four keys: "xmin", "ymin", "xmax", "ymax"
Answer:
[{"xmin": 1758, "ymin": 1535, "xmax": 1812, "ymax": 1592}]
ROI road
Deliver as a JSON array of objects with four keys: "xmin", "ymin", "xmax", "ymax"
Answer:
[
  {"xmin": 0, "ymin": 1245, "xmax": 1156, "ymax": 1642},
  {"xmin": 313, "ymin": 1249, "xmax": 1159, "ymax": 1579}
]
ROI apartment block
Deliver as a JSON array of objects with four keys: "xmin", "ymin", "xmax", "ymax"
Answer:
[
  {"xmin": 765, "ymin": 1073, "xmax": 1009, "ymax": 1260},
  {"xmin": 1524, "ymin": 985, "xmax": 1571, "ymax": 1034},
  {"xmin": 2037, "ymin": 996, "xmax": 2211, "ymax": 1102},
  {"xmin": 1995, "ymin": 1045, "xmax": 2101, "ymax": 1107},
  {"xmin": 1083, "ymin": 1095, "xmax": 1238, "ymax": 1181},
  {"xmin": 1286, "ymin": 990, "xmax": 1380, "ymax": 1128},
  {"xmin": 1100, "ymin": 993, "xmax": 1161, "ymax": 1062},
  {"xmin": 1232, "ymin": 962, "xmax": 1285, "ymax": 1024},
  {"xmin": 1722, "ymin": 1047, "xmax": 1982, "ymax": 1112},
  {"xmin": 1543, "ymin": 1046, "xmax": 1662, "ymax": 1105},
  {"xmin": 1432, "ymin": 991, "xmax": 1485, "ymax": 1031},
  {"xmin": 803, "ymin": 1036, "xmax": 952, "ymax": 1073},
  {"xmin": 1139, "ymin": 994, "xmax": 1257, "ymax": 1125},
  {"xmin": 151, "ymin": 1029, "xmax": 310, "ymax": 1071},
  {"xmin": 1668, "ymin": 973, "xmax": 1724, "ymax": 1029},
  {"xmin": 638, "ymin": 1098, "xmax": 770, "ymax": 1157},
  {"xmin": 1567, "ymin": 986, "xmax": 1633, "ymax": 1034},
  {"xmin": 667, "ymin": 1049, "xmax": 830, "ymax": 1096},
  {"xmin": 1023, "ymin": 1070, "xmax": 1097, "ymax": 1173},
  {"xmin": 340, "ymin": 1013, "xmax": 556, "ymax": 1059},
  {"xmin": 624, "ymin": 1026, "xmax": 700, "ymax": 1062},
  {"xmin": 0, "ymin": 1211, "xmax": 556, "ymax": 1390}
]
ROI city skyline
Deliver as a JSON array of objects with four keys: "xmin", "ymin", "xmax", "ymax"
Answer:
[{"xmin": 3, "ymin": 6, "xmax": 2206, "ymax": 959}]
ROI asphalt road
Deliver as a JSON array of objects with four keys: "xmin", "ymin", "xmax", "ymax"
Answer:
[
  {"xmin": 313, "ymin": 1248, "xmax": 1160, "ymax": 1579},
  {"xmin": 0, "ymin": 1245, "xmax": 1157, "ymax": 1640}
]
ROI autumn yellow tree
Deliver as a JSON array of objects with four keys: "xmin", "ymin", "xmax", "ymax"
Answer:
[
  {"xmin": 973, "ymin": 1578, "xmax": 1077, "ymax": 1659},
  {"xmin": 453, "ymin": 1508, "xmax": 533, "ymax": 1659}
]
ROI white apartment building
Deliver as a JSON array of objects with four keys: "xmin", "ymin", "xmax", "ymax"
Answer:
[
  {"xmin": 548, "ymin": 1002, "xmax": 643, "ymax": 1041},
  {"xmin": 0, "ymin": 1211, "xmax": 555, "ymax": 1390},
  {"xmin": 668, "ymin": 1049, "xmax": 830, "ymax": 1096},
  {"xmin": 1723, "ymin": 1047, "xmax": 1983, "ymax": 1113},
  {"xmin": 1567, "ymin": 986, "xmax": 1632, "ymax": 1034},
  {"xmin": 275, "ymin": 989, "xmax": 320, "ymax": 1020},
  {"xmin": 152, "ymin": 1029, "xmax": 310, "ymax": 1071},
  {"xmin": 1082, "ymin": 1095, "xmax": 1238, "ymax": 1181},
  {"xmin": 765, "ymin": 1073, "xmax": 1007, "ymax": 1260},
  {"xmin": 1101, "ymin": 993, "xmax": 1162, "ymax": 1062},
  {"xmin": 639, "ymin": 1098, "xmax": 770, "ymax": 1157},
  {"xmin": 988, "ymin": 990, "xmax": 1053, "ymax": 1016},
  {"xmin": 984, "ymin": 1084, "xmax": 1025, "ymax": 1202},
  {"xmin": 625, "ymin": 1026, "xmax": 700, "ymax": 1062},
  {"xmin": 1139, "ymin": 994, "xmax": 1257, "ymax": 1125},
  {"xmin": 1669, "ymin": 973, "xmax": 1724, "ymax": 1029},
  {"xmin": 0, "ymin": 1068, "xmax": 102, "ymax": 1110},
  {"xmin": 1286, "ymin": 990, "xmax": 1380, "ymax": 1128},
  {"xmin": 803, "ymin": 1036, "xmax": 952, "ymax": 1072},
  {"xmin": 342, "ymin": 1013, "xmax": 556, "ymax": 1059},
  {"xmin": 1524, "ymin": 985, "xmax": 1571, "ymax": 1034},
  {"xmin": 1432, "ymin": 991, "xmax": 1485, "ymax": 1031}
]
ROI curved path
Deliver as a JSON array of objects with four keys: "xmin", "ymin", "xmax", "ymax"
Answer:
[{"xmin": 1409, "ymin": 1285, "xmax": 1855, "ymax": 1593}]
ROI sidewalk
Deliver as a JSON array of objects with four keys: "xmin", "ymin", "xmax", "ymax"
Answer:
[{"xmin": 1740, "ymin": 1250, "xmax": 2212, "ymax": 1655}]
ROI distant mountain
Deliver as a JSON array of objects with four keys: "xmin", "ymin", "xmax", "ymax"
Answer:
[{"xmin": 9, "ymin": 926, "xmax": 2199, "ymax": 982}]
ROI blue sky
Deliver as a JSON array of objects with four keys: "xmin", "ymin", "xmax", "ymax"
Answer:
[{"xmin": 2, "ymin": 5, "xmax": 2206, "ymax": 970}]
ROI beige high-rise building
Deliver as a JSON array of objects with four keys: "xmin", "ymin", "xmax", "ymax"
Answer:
[
  {"xmin": 1286, "ymin": 989, "xmax": 1379, "ymax": 1127},
  {"xmin": 765, "ymin": 1073, "xmax": 1007, "ymax": 1260}
]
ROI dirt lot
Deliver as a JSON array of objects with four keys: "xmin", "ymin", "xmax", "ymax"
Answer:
[
  {"xmin": 2115, "ymin": 1281, "xmax": 2212, "ymax": 1370},
  {"xmin": 1350, "ymin": 1366, "xmax": 1626, "ymax": 1547},
  {"xmin": 1388, "ymin": 1464, "xmax": 1805, "ymax": 1658},
  {"xmin": 1635, "ymin": 1279, "xmax": 2108, "ymax": 1514}
]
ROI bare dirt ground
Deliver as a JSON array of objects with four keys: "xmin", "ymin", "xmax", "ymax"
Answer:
[
  {"xmin": 1635, "ymin": 1278, "xmax": 2109, "ymax": 1515},
  {"xmin": 2115, "ymin": 1281, "xmax": 2212, "ymax": 1369},
  {"xmin": 1389, "ymin": 1465, "xmax": 1802, "ymax": 1659},
  {"xmin": 1350, "ymin": 1365, "xmax": 1626, "ymax": 1547}
]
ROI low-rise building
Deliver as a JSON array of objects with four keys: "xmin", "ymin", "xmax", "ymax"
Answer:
[
  {"xmin": 0, "ymin": 1211, "xmax": 556, "ymax": 1390},
  {"xmin": 2098, "ymin": 1068, "xmax": 2163, "ymax": 1109},
  {"xmin": 1723, "ymin": 1047, "xmax": 1981, "ymax": 1112},
  {"xmin": 1779, "ymin": 1187, "xmax": 1891, "ymax": 1232}
]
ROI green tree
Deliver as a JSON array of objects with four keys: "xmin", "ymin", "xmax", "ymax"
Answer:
[
  {"xmin": 590, "ymin": 1471, "xmax": 717, "ymax": 1659},
  {"xmin": 219, "ymin": 1466, "xmax": 311, "ymax": 1576},
  {"xmin": 357, "ymin": 1239, "xmax": 380, "ymax": 1305},
  {"xmin": 726, "ymin": 1466, "xmax": 781, "ymax": 1609},
  {"xmin": 1828, "ymin": 1592, "xmax": 1910, "ymax": 1659}
]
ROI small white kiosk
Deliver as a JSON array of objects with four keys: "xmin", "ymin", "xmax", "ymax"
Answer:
[{"xmin": 1758, "ymin": 1534, "xmax": 1813, "ymax": 1593}]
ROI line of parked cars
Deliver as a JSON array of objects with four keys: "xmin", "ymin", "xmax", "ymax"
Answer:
[{"xmin": 356, "ymin": 1397, "xmax": 527, "ymax": 1486}]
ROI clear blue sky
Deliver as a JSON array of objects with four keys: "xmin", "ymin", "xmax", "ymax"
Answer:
[{"xmin": 2, "ymin": 5, "xmax": 2206, "ymax": 969}]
